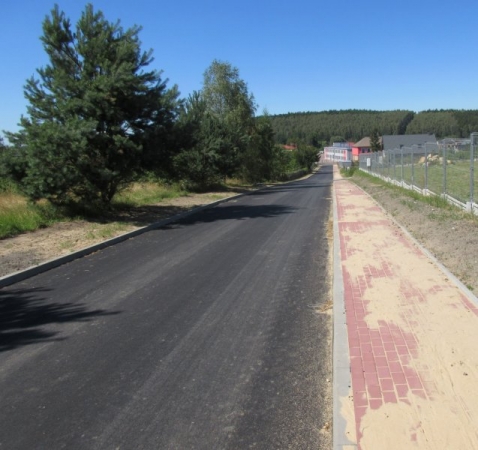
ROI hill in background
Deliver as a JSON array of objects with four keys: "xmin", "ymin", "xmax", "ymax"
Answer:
[{"xmin": 267, "ymin": 109, "xmax": 478, "ymax": 146}]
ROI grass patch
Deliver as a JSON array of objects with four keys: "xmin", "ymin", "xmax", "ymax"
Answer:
[
  {"xmin": 353, "ymin": 169, "xmax": 478, "ymax": 225},
  {"xmin": 85, "ymin": 222, "xmax": 131, "ymax": 240},
  {"xmin": 0, "ymin": 176, "xmax": 267, "ymax": 241},
  {"xmin": 0, "ymin": 181, "xmax": 189, "ymax": 239},
  {"xmin": 352, "ymin": 168, "xmax": 393, "ymax": 186},
  {"xmin": 112, "ymin": 182, "xmax": 187, "ymax": 208},
  {"xmin": 59, "ymin": 240, "xmax": 75, "ymax": 251},
  {"xmin": 368, "ymin": 160, "xmax": 477, "ymax": 204},
  {"xmin": 224, "ymin": 177, "xmax": 255, "ymax": 190},
  {"xmin": 340, "ymin": 165, "xmax": 359, "ymax": 177},
  {"xmin": 205, "ymin": 193, "xmax": 230, "ymax": 201},
  {"xmin": 352, "ymin": 170, "xmax": 478, "ymax": 230},
  {"xmin": 354, "ymin": 170, "xmax": 456, "ymax": 210},
  {"xmin": 0, "ymin": 193, "xmax": 67, "ymax": 239}
]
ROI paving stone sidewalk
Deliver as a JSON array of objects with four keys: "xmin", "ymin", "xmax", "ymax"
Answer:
[{"xmin": 333, "ymin": 167, "xmax": 478, "ymax": 449}]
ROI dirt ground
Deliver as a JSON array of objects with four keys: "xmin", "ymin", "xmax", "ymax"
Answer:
[
  {"xmin": 350, "ymin": 173, "xmax": 478, "ymax": 294},
  {"xmin": 2, "ymin": 171, "xmax": 477, "ymax": 295}
]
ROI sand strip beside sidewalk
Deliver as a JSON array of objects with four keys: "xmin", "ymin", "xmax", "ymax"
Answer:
[{"xmin": 334, "ymin": 171, "xmax": 478, "ymax": 449}]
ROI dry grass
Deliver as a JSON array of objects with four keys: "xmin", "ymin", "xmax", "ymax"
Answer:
[
  {"xmin": 0, "ymin": 193, "xmax": 61, "ymax": 239},
  {"xmin": 112, "ymin": 182, "xmax": 187, "ymax": 207},
  {"xmin": 0, "ymin": 181, "xmax": 189, "ymax": 240}
]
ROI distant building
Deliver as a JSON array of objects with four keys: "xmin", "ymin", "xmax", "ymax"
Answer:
[
  {"xmin": 352, "ymin": 137, "xmax": 377, "ymax": 161},
  {"xmin": 439, "ymin": 137, "xmax": 470, "ymax": 151},
  {"xmin": 381, "ymin": 134, "xmax": 436, "ymax": 150},
  {"xmin": 323, "ymin": 142, "xmax": 353, "ymax": 163},
  {"xmin": 352, "ymin": 134, "xmax": 437, "ymax": 161}
]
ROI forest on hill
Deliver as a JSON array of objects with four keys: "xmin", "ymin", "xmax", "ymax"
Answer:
[{"xmin": 268, "ymin": 109, "xmax": 478, "ymax": 146}]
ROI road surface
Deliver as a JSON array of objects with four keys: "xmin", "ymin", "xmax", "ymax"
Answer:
[{"xmin": 0, "ymin": 165, "xmax": 333, "ymax": 449}]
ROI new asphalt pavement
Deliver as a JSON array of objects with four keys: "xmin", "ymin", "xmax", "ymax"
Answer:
[{"xmin": 0, "ymin": 165, "xmax": 333, "ymax": 449}]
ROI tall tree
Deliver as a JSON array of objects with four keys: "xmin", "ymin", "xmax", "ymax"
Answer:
[
  {"xmin": 202, "ymin": 60, "xmax": 256, "ymax": 128},
  {"xmin": 172, "ymin": 92, "xmax": 225, "ymax": 188},
  {"xmin": 201, "ymin": 60, "xmax": 256, "ymax": 178},
  {"xmin": 6, "ymin": 4, "xmax": 179, "ymax": 206},
  {"xmin": 241, "ymin": 113, "xmax": 278, "ymax": 182},
  {"xmin": 295, "ymin": 143, "xmax": 319, "ymax": 171},
  {"xmin": 370, "ymin": 129, "xmax": 381, "ymax": 152}
]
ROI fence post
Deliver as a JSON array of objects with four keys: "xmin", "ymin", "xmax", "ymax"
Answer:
[
  {"xmin": 471, "ymin": 132, "xmax": 477, "ymax": 206},
  {"xmin": 395, "ymin": 149, "xmax": 397, "ymax": 182},
  {"xmin": 393, "ymin": 150, "xmax": 396, "ymax": 180},
  {"xmin": 411, "ymin": 145, "xmax": 415, "ymax": 186},
  {"xmin": 424, "ymin": 144, "xmax": 428, "ymax": 192},
  {"xmin": 388, "ymin": 150, "xmax": 390, "ymax": 180},
  {"xmin": 400, "ymin": 146, "xmax": 404, "ymax": 185},
  {"xmin": 442, "ymin": 143, "xmax": 447, "ymax": 195}
]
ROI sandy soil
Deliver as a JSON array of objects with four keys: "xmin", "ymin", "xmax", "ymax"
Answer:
[
  {"xmin": 0, "ymin": 192, "xmax": 237, "ymax": 278},
  {"xmin": 351, "ymin": 174, "xmax": 478, "ymax": 293}
]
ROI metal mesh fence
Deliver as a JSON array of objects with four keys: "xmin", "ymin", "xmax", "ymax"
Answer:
[
  {"xmin": 358, "ymin": 133, "xmax": 478, "ymax": 213},
  {"xmin": 472, "ymin": 132, "xmax": 478, "ymax": 213}
]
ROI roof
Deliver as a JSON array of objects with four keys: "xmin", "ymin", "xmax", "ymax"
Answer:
[
  {"xmin": 282, "ymin": 144, "xmax": 297, "ymax": 151},
  {"xmin": 382, "ymin": 134, "xmax": 436, "ymax": 150},
  {"xmin": 353, "ymin": 137, "xmax": 372, "ymax": 148},
  {"xmin": 332, "ymin": 142, "xmax": 353, "ymax": 149}
]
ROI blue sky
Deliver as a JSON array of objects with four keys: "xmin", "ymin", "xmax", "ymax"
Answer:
[{"xmin": 1, "ymin": 0, "xmax": 477, "ymax": 136}]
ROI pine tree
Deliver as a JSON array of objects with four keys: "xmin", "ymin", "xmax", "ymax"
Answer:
[
  {"xmin": 6, "ymin": 4, "xmax": 179, "ymax": 206},
  {"xmin": 370, "ymin": 129, "xmax": 381, "ymax": 152}
]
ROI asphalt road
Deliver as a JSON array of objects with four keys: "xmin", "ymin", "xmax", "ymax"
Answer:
[{"xmin": 0, "ymin": 165, "xmax": 333, "ymax": 449}]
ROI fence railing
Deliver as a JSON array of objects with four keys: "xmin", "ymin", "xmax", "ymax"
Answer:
[{"xmin": 358, "ymin": 132, "xmax": 478, "ymax": 214}]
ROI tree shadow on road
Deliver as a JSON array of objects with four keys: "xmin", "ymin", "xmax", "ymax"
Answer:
[
  {"xmin": 0, "ymin": 287, "xmax": 119, "ymax": 352},
  {"xmin": 169, "ymin": 203, "xmax": 298, "ymax": 227}
]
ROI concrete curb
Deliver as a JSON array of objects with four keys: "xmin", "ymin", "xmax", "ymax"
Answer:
[
  {"xmin": 332, "ymin": 174, "xmax": 357, "ymax": 449},
  {"xmin": 0, "ymin": 193, "xmax": 243, "ymax": 289}
]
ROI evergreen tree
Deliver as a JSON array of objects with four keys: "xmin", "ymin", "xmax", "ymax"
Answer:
[
  {"xmin": 295, "ymin": 143, "xmax": 319, "ymax": 171},
  {"xmin": 173, "ymin": 92, "xmax": 226, "ymax": 188},
  {"xmin": 6, "ymin": 4, "xmax": 179, "ymax": 206},
  {"xmin": 370, "ymin": 129, "xmax": 381, "ymax": 152},
  {"xmin": 241, "ymin": 114, "xmax": 277, "ymax": 182},
  {"xmin": 330, "ymin": 136, "xmax": 346, "ymax": 145}
]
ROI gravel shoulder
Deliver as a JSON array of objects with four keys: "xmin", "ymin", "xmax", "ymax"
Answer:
[{"xmin": 349, "ymin": 171, "xmax": 478, "ymax": 294}]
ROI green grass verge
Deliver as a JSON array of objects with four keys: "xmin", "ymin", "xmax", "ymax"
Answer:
[
  {"xmin": 353, "ymin": 170, "xmax": 478, "ymax": 227},
  {"xmin": 0, "ymin": 195, "xmax": 67, "ymax": 239},
  {"xmin": 0, "ymin": 181, "xmax": 190, "ymax": 240},
  {"xmin": 368, "ymin": 160, "xmax": 477, "ymax": 204},
  {"xmin": 112, "ymin": 182, "xmax": 187, "ymax": 208},
  {"xmin": 353, "ymin": 169, "xmax": 457, "ymax": 211}
]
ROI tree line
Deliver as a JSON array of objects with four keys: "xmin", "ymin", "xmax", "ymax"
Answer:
[
  {"xmin": 0, "ymin": 4, "xmax": 312, "ymax": 209},
  {"xmin": 268, "ymin": 109, "xmax": 478, "ymax": 146},
  {"xmin": 405, "ymin": 110, "xmax": 478, "ymax": 137}
]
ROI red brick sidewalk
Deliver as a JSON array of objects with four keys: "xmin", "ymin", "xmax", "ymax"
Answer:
[{"xmin": 334, "ymin": 169, "xmax": 478, "ymax": 449}]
